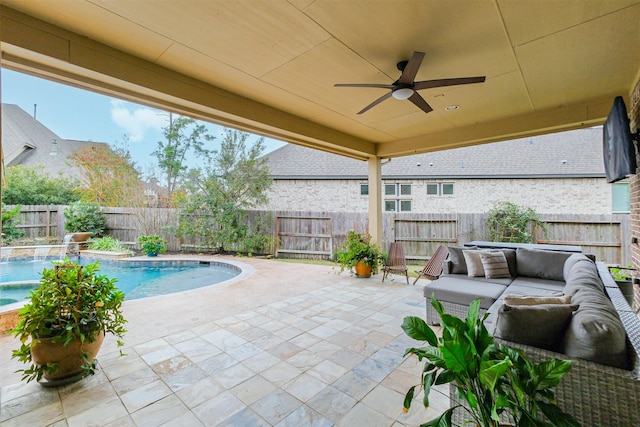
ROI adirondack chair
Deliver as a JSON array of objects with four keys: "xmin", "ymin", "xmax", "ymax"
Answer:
[
  {"xmin": 382, "ymin": 242, "xmax": 409, "ymax": 284},
  {"xmin": 413, "ymin": 245, "xmax": 449, "ymax": 285}
]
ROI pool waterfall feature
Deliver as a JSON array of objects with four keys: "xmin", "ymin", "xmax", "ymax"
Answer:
[
  {"xmin": 1, "ymin": 245, "xmax": 69, "ymax": 262},
  {"xmin": 0, "ymin": 244, "xmax": 70, "ymax": 333}
]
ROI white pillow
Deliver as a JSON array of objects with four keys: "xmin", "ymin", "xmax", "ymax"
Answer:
[{"xmin": 462, "ymin": 250, "xmax": 485, "ymax": 277}]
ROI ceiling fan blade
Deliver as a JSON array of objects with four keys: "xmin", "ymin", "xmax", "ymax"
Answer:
[
  {"xmin": 334, "ymin": 83, "xmax": 395, "ymax": 89},
  {"xmin": 398, "ymin": 51, "xmax": 425, "ymax": 85},
  {"xmin": 358, "ymin": 91, "xmax": 393, "ymax": 114},
  {"xmin": 414, "ymin": 76, "xmax": 486, "ymax": 90},
  {"xmin": 408, "ymin": 92, "xmax": 433, "ymax": 114}
]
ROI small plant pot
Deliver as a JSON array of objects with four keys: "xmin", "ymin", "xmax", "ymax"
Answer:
[
  {"xmin": 354, "ymin": 262, "xmax": 372, "ymax": 278},
  {"xmin": 147, "ymin": 253, "xmax": 158, "ymax": 257}
]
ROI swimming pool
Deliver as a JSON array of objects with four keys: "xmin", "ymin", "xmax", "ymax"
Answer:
[{"xmin": 0, "ymin": 259, "xmax": 241, "ymax": 306}]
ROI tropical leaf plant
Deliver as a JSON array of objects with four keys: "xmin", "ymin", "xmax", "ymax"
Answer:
[{"xmin": 401, "ymin": 295, "xmax": 579, "ymax": 427}]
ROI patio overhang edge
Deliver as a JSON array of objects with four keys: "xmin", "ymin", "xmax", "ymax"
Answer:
[{"xmin": 0, "ymin": 6, "xmax": 375, "ymax": 161}]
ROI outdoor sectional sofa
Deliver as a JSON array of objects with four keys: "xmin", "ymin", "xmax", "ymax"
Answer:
[{"xmin": 422, "ymin": 245, "xmax": 640, "ymax": 426}]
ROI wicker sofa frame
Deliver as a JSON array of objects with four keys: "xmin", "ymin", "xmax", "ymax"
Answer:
[{"xmin": 444, "ymin": 262, "xmax": 640, "ymax": 426}]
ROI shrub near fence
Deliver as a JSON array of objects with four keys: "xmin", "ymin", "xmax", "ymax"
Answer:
[{"xmin": 2, "ymin": 206, "xmax": 631, "ymax": 265}]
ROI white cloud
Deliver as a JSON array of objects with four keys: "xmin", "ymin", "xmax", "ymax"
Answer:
[{"xmin": 110, "ymin": 99, "xmax": 166, "ymax": 142}]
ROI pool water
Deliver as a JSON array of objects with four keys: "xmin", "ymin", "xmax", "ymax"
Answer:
[{"xmin": 0, "ymin": 259, "xmax": 240, "ymax": 306}]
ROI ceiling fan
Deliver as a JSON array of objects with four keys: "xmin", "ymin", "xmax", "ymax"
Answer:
[{"xmin": 335, "ymin": 51, "xmax": 485, "ymax": 115}]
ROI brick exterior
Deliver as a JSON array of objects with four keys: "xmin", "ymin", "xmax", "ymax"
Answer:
[
  {"xmin": 263, "ymin": 177, "xmax": 614, "ymax": 214},
  {"xmin": 629, "ymin": 79, "xmax": 640, "ymax": 271}
]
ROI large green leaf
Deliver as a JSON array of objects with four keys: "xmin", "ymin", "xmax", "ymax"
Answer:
[
  {"xmin": 422, "ymin": 371, "xmax": 435, "ymax": 407},
  {"xmin": 479, "ymin": 358, "xmax": 511, "ymax": 391},
  {"xmin": 537, "ymin": 401, "xmax": 581, "ymax": 427},
  {"xmin": 403, "ymin": 385, "xmax": 416, "ymax": 412},
  {"xmin": 465, "ymin": 298, "xmax": 481, "ymax": 329},
  {"xmin": 533, "ymin": 359, "xmax": 572, "ymax": 390},
  {"xmin": 419, "ymin": 407, "xmax": 455, "ymax": 427},
  {"xmin": 402, "ymin": 316, "xmax": 438, "ymax": 345},
  {"xmin": 440, "ymin": 339, "xmax": 477, "ymax": 375}
]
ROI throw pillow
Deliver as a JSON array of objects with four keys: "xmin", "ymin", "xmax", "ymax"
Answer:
[
  {"xmin": 516, "ymin": 247, "xmax": 574, "ymax": 281},
  {"xmin": 447, "ymin": 246, "xmax": 475, "ymax": 274},
  {"xmin": 491, "ymin": 303, "xmax": 578, "ymax": 352},
  {"xmin": 479, "ymin": 251, "xmax": 511, "ymax": 279},
  {"xmin": 503, "ymin": 294, "xmax": 572, "ymax": 306},
  {"xmin": 462, "ymin": 250, "xmax": 485, "ymax": 277}
]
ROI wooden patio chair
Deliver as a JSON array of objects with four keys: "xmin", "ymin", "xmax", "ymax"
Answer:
[
  {"xmin": 382, "ymin": 242, "xmax": 409, "ymax": 284},
  {"xmin": 413, "ymin": 245, "xmax": 449, "ymax": 285}
]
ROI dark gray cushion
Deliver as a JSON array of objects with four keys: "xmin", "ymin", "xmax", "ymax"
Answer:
[
  {"xmin": 423, "ymin": 276, "xmax": 506, "ymax": 309},
  {"xmin": 492, "ymin": 303, "xmax": 577, "ymax": 352},
  {"xmin": 563, "ymin": 283, "xmax": 629, "ymax": 369},
  {"xmin": 516, "ymin": 247, "xmax": 574, "ymax": 281},
  {"xmin": 563, "ymin": 253, "xmax": 595, "ymax": 282},
  {"xmin": 510, "ymin": 277, "xmax": 566, "ymax": 293},
  {"xmin": 447, "ymin": 246, "xmax": 476, "ymax": 274},
  {"xmin": 442, "ymin": 273, "xmax": 513, "ymax": 286},
  {"xmin": 561, "ymin": 258, "xmax": 629, "ymax": 369},
  {"xmin": 500, "ymin": 249, "xmax": 518, "ymax": 277}
]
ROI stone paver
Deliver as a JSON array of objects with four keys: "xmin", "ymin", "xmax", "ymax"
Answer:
[{"xmin": 0, "ymin": 255, "xmax": 447, "ymax": 426}]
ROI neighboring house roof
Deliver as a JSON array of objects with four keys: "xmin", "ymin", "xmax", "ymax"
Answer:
[
  {"xmin": 265, "ymin": 127, "xmax": 606, "ymax": 180},
  {"xmin": 2, "ymin": 103, "xmax": 105, "ymax": 180}
]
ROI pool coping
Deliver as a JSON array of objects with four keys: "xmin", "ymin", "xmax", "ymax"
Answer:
[{"xmin": 0, "ymin": 254, "xmax": 253, "ymax": 333}]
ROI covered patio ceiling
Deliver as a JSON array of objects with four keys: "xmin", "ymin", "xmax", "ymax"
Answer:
[{"xmin": 1, "ymin": 1, "xmax": 639, "ymax": 162}]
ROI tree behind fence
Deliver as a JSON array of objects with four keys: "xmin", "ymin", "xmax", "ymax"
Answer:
[{"xmin": 4, "ymin": 205, "xmax": 631, "ymax": 265}]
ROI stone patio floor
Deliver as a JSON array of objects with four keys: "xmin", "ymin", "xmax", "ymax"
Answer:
[{"xmin": 0, "ymin": 255, "xmax": 447, "ymax": 426}]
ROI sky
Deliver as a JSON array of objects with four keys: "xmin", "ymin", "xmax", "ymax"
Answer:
[{"xmin": 1, "ymin": 69, "xmax": 285, "ymax": 173}]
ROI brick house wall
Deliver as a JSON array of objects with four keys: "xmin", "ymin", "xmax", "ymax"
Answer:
[{"xmin": 263, "ymin": 177, "xmax": 613, "ymax": 214}]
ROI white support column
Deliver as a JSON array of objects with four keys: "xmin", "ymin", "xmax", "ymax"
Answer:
[{"xmin": 368, "ymin": 156, "xmax": 383, "ymax": 247}]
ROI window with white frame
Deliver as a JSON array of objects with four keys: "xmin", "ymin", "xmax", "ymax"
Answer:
[
  {"xmin": 384, "ymin": 183, "xmax": 412, "ymax": 212},
  {"xmin": 360, "ymin": 184, "xmax": 369, "ymax": 196},
  {"xmin": 427, "ymin": 182, "xmax": 454, "ymax": 196}
]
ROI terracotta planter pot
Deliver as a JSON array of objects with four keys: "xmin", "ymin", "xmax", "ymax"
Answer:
[
  {"xmin": 354, "ymin": 262, "xmax": 372, "ymax": 278},
  {"xmin": 30, "ymin": 330, "xmax": 105, "ymax": 382},
  {"xmin": 70, "ymin": 232, "xmax": 93, "ymax": 243}
]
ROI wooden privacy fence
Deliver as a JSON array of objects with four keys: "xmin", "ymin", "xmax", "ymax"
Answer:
[
  {"xmin": 8, "ymin": 205, "xmax": 62, "ymax": 241},
  {"xmin": 389, "ymin": 213, "xmax": 457, "ymax": 261},
  {"xmin": 275, "ymin": 216, "xmax": 333, "ymax": 258},
  {"xmin": 3, "ymin": 206, "xmax": 632, "ymax": 265}
]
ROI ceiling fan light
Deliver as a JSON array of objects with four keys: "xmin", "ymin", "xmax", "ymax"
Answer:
[{"xmin": 392, "ymin": 88, "xmax": 414, "ymax": 100}]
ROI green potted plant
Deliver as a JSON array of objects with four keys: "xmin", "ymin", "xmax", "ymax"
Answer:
[
  {"xmin": 87, "ymin": 236, "xmax": 134, "ymax": 255},
  {"xmin": 63, "ymin": 201, "xmax": 108, "ymax": 242},
  {"xmin": 138, "ymin": 234, "xmax": 168, "ymax": 256},
  {"xmin": 401, "ymin": 295, "xmax": 579, "ymax": 427},
  {"xmin": 11, "ymin": 258, "xmax": 126, "ymax": 385},
  {"xmin": 608, "ymin": 264, "xmax": 636, "ymax": 306},
  {"xmin": 334, "ymin": 231, "xmax": 386, "ymax": 277}
]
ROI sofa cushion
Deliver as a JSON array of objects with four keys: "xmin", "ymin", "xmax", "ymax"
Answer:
[
  {"xmin": 500, "ymin": 249, "xmax": 518, "ymax": 277},
  {"xmin": 491, "ymin": 303, "xmax": 578, "ymax": 352},
  {"xmin": 447, "ymin": 246, "xmax": 475, "ymax": 274},
  {"xmin": 484, "ymin": 285, "xmax": 566, "ymax": 326},
  {"xmin": 463, "ymin": 250, "xmax": 485, "ymax": 277},
  {"xmin": 504, "ymin": 294, "xmax": 571, "ymax": 305},
  {"xmin": 423, "ymin": 276, "xmax": 507, "ymax": 309},
  {"xmin": 563, "ymin": 253, "xmax": 595, "ymax": 282},
  {"xmin": 509, "ymin": 277, "xmax": 566, "ymax": 293},
  {"xmin": 479, "ymin": 251, "xmax": 511, "ymax": 279},
  {"xmin": 442, "ymin": 273, "xmax": 513, "ymax": 286},
  {"xmin": 516, "ymin": 247, "xmax": 574, "ymax": 281},
  {"xmin": 560, "ymin": 258, "xmax": 630, "ymax": 369}
]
